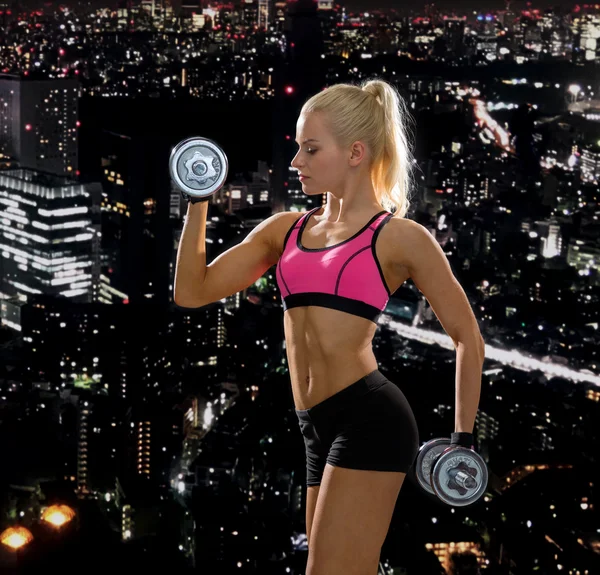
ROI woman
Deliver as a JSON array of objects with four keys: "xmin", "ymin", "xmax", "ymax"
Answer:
[{"xmin": 174, "ymin": 79, "xmax": 485, "ymax": 575}]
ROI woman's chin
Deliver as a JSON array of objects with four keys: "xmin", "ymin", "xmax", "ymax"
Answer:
[{"xmin": 302, "ymin": 184, "xmax": 319, "ymax": 193}]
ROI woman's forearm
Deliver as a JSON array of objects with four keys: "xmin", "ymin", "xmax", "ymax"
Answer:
[{"xmin": 454, "ymin": 340, "xmax": 485, "ymax": 435}]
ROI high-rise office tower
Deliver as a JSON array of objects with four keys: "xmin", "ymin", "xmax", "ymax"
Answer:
[
  {"xmin": 0, "ymin": 1, "xmax": 16, "ymax": 34},
  {"xmin": 0, "ymin": 168, "xmax": 102, "ymax": 331},
  {"xmin": 0, "ymin": 74, "xmax": 80, "ymax": 177},
  {"xmin": 272, "ymin": 0, "xmax": 325, "ymax": 211},
  {"xmin": 580, "ymin": 143, "xmax": 600, "ymax": 183},
  {"xmin": 258, "ymin": 0, "xmax": 270, "ymax": 29},
  {"xmin": 76, "ymin": 397, "xmax": 92, "ymax": 496},
  {"xmin": 98, "ymin": 128, "xmax": 172, "ymax": 307},
  {"xmin": 141, "ymin": 0, "xmax": 163, "ymax": 17},
  {"xmin": 444, "ymin": 18, "xmax": 466, "ymax": 58}
]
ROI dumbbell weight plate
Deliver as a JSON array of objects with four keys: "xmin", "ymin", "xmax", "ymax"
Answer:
[
  {"xmin": 430, "ymin": 445, "xmax": 488, "ymax": 507},
  {"xmin": 169, "ymin": 137, "xmax": 229, "ymax": 200},
  {"xmin": 414, "ymin": 438, "xmax": 451, "ymax": 496}
]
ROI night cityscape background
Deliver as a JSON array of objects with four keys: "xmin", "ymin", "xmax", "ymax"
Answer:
[{"xmin": 0, "ymin": 0, "xmax": 599, "ymax": 573}]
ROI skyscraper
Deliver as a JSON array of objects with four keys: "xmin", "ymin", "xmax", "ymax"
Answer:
[
  {"xmin": 271, "ymin": 0, "xmax": 325, "ymax": 211},
  {"xmin": 0, "ymin": 74, "xmax": 80, "ymax": 177},
  {"xmin": 0, "ymin": 1, "xmax": 16, "ymax": 35},
  {"xmin": 98, "ymin": 127, "xmax": 173, "ymax": 307},
  {"xmin": 0, "ymin": 168, "xmax": 101, "ymax": 331}
]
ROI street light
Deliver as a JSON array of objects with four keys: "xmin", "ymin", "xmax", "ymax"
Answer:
[
  {"xmin": 41, "ymin": 505, "xmax": 75, "ymax": 528},
  {"xmin": 0, "ymin": 526, "xmax": 34, "ymax": 550},
  {"xmin": 567, "ymin": 84, "xmax": 581, "ymax": 103}
]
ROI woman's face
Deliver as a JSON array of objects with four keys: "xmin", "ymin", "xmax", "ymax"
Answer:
[{"xmin": 291, "ymin": 112, "xmax": 355, "ymax": 197}]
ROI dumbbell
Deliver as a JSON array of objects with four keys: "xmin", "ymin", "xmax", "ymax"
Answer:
[
  {"xmin": 411, "ymin": 435, "xmax": 488, "ymax": 507},
  {"xmin": 169, "ymin": 137, "xmax": 229, "ymax": 204}
]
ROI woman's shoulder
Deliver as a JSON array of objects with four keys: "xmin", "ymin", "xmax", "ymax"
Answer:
[
  {"xmin": 271, "ymin": 210, "xmax": 306, "ymax": 230},
  {"xmin": 267, "ymin": 211, "xmax": 306, "ymax": 257}
]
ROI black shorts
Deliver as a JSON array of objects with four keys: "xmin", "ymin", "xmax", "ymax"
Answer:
[{"xmin": 295, "ymin": 369, "xmax": 420, "ymax": 486}]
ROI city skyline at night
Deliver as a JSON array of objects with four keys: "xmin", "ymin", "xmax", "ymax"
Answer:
[{"xmin": 0, "ymin": 0, "xmax": 599, "ymax": 573}]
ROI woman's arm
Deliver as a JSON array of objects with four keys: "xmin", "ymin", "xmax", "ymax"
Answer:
[{"xmin": 389, "ymin": 218, "xmax": 485, "ymax": 434}]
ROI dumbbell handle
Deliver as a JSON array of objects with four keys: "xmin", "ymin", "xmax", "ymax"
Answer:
[
  {"xmin": 433, "ymin": 446, "xmax": 479, "ymax": 483},
  {"xmin": 170, "ymin": 137, "xmax": 229, "ymax": 204},
  {"xmin": 448, "ymin": 468, "xmax": 478, "ymax": 490}
]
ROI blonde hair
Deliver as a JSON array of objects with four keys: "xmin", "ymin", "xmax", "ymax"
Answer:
[{"xmin": 300, "ymin": 78, "xmax": 418, "ymax": 218}]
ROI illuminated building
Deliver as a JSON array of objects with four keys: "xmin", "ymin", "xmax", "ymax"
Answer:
[
  {"xmin": 0, "ymin": 75, "xmax": 80, "ymax": 177},
  {"xmin": 0, "ymin": 168, "xmax": 102, "ymax": 331}
]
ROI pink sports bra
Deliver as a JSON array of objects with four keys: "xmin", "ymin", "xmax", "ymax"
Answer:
[{"xmin": 276, "ymin": 206, "xmax": 395, "ymax": 324}]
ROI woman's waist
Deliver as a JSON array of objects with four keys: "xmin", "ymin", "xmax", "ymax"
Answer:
[{"xmin": 291, "ymin": 354, "xmax": 379, "ymax": 411}]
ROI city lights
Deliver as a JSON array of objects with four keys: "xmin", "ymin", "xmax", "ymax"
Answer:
[
  {"xmin": 0, "ymin": 1, "xmax": 598, "ymax": 574},
  {"xmin": 0, "ymin": 526, "xmax": 34, "ymax": 550},
  {"xmin": 41, "ymin": 504, "xmax": 76, "ymax": 528}
]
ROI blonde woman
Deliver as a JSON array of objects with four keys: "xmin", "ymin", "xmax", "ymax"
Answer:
[{"xmin": 174, "ymin": 79, "xmax": 485, "ymax": 574}]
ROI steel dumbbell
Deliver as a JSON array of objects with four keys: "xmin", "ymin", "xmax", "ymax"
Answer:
[
  {"xmin": 413, "ymin": 437, "xmax": 488, "ymax": 507},
  {"xmin": 169, "ymin": 137, "xmax": 229, "ymax": 203}
]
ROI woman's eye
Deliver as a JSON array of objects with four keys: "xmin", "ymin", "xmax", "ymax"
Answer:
[{"xmin": 295, "ymin": 147, "xmax": 316, "ymax": 155}]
